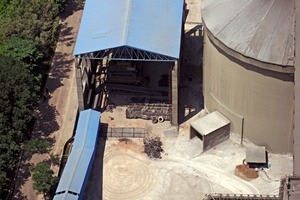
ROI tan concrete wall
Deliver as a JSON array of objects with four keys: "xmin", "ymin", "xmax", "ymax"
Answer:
[
  {"xmin": 203, "ymin": 33, "xmax": 294, "ymax": 153},
  {"xmin": 172, "ymin": 61, "xmax": 179, "ymax": 126}
]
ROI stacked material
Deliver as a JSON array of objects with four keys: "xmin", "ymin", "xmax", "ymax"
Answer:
[{"xmin": 126, "ymin": 103, "xmax": 171, "ymax": 121}]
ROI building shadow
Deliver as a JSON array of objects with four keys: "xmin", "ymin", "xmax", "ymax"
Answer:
[
  {"xmin": 179, "ymin": 24, "xmax": 204, "ymax": 124},
  {"xmin": 83, "ymin": 123, "xmax": 108, "ymax": 200}
]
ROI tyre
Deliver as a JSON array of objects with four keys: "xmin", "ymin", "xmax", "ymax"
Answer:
[
  {"xmin": 152, "ymin": 116, "xmax": 158, "ymax": 124},
  {"xmin": 158, "ymin": 116, "xmax": 164, "ymax": 123}
]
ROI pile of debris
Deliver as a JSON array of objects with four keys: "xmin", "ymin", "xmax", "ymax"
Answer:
[{"xmin": 144, "ymin": 137, "xmax": 164, "ymax": 159}]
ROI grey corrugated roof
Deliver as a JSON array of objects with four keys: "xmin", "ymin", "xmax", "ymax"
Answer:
[{"xmin": 202, "ymin": 0, "xmax": 295, "ymax": 67}]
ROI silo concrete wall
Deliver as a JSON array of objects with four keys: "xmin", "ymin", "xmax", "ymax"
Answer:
[{"xmin": 203, "ymin": 33, "xmax": 294, "ymax": 153}]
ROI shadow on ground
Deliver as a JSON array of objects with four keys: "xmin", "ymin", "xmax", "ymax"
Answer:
[
  {"xmin": 33, "ymin": 101, "xmax": 60, "ymax": 138},
  {"xmin": 179, "ymin": 25, "xmax": 204, "ymax": 124},
  {"xmin": 60, "ymin": 0, "xmax": 82, "ymax": 21},
  {"xmin": 83, "ymin": 124, "xmax": 107, "ymax": 200}
]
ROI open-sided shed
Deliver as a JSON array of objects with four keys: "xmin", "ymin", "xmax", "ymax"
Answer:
[
  {"xmin": 73, "ymin": 0, "xmax": 184, "ymax": 61},
  {"xmin": 73, "ymin": 0, "xmax": 185, "ymax": 125},
  {"xmin": 191, "ymin": 111, "xmax": 230, "ymax": 151}
]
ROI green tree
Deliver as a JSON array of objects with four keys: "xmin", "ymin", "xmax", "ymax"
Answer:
[
  {"xmin": 0, "ymin": 0, "xmax": 68, "ymax": 197},
  {"xmin": 0, "ymin": 56, "xmax": 39, "ymax": 140},
  {"xmin": 0, "ymin": 37, "xmax": 42, "ymax": 71},
  {"xmin": 0, "ymin": 130, "xmax": 20, "ymax": 192},
  {"xmin": 0, "ymin": 0, "xmax": 62, "ymax": 59},
  {"xmin": 31, "ymin": 162, "xmax": 57, "ymax": 199},
  {"xmin": 24, "ymin": 138, "xmax": 52, "ymax": 157},
  {"xmin": 0, "ymin": 56, "xmax": 38, "ymax": 196}
]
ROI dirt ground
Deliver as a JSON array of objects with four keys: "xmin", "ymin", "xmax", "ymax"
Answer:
[{"xmin": 84, "ymin": 111, "xmax": 292, "ymax": 200}]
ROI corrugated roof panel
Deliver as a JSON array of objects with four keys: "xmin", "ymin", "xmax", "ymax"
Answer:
[
  {"xmin": 74, "ymin": 0, "xmax": 184, "ymax": 59},
  {"xmin": 53, "ymin": 193, "xmax": 79, "ymax": 200},
  {"xmin": 73, "ymin": 0, "xmax": 127, "ymax": 55},
  {"xmin": 254, "ymin": 0, "xmax": 294, "ymax": 65},
  {"xmin": 55, "ymin": 148, "xmax": 82, "ymax": 193},
  {"xmin": 73, "ymin": 109, "xmax": 100, "ymax": 149},
  {"xmin": 126, "ymin": 0, "xmax": 183, "ymax": 58},
  {"xmin": 55, "ymin": 109, "xmax": 100, "ymax": 196},
  {"xmin": 202, "ymin": 0, "xmax": 249, "ymax": 35},
  {"xmin": 202, "ymin": 0, "xmax": 295, "ymax": 67},
  {"xmin": 69, "ymin": 148, "xmax": 94, "ymax": 193}
]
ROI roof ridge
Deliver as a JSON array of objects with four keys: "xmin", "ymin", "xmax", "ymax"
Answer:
[{"xmin": 123, "ymin": 0, "xmax": 134, "ymax": 45}]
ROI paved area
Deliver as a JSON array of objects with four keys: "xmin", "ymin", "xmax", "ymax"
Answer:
[{"xmin": 12, "ymin": 1, "xmax": 82, "ymax": 199}]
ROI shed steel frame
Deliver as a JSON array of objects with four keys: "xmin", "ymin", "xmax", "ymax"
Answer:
[{"xmin": 77, "ymin": 46, "xmax": 177, "ymax": 62}]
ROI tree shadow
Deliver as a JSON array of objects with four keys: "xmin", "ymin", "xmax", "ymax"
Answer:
[
  {"xmin": 10, "ymin": 161, "xmax": 33, "ymax": 200},
  {"xmin": 48, "ymin": 51, "xmax": 74, "ymax": 87},
  {"xmin": 58, "ymin": 25, "xmax": 75, "ymax": 45},
  {"xmin": 60, "ymin": 0, "xmax": 81, "ymax": 22},
  {"xmin": 32, "ymin": 100, "xmax": 60, "ymax": 139},
  {"xmin": 179, "ymin": 25, "xmax": 204, "ymax": 124}
]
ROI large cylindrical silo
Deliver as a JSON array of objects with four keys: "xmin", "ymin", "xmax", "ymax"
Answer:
[{"xmin": 201, "ymin": 0, "xmax": 294, "ymax": 153}]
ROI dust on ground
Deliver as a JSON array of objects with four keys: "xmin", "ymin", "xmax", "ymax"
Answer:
[{"xmin": 85, "ymin": 112, "xmax": 292, "ymax": 200}]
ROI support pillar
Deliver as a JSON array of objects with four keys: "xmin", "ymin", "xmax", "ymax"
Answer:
[
  {"xmin": 171, "ymin": 61, "xmax": 179, "ymax": 125},
  {"xmin": 75, "ymin": 58, "xmax": 85, "ymax": 111}
]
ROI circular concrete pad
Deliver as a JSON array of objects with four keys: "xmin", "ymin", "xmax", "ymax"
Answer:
[{"xmin": 103, "ymin": 152, "xmax": 155, "ymax": 200}]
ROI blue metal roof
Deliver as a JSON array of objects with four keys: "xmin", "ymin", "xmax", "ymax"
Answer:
[
  {"xmin": 54, "ymin": 109, "xmax": 100, "ymax": 199},
  {"xmin": 53, "ymin": 193, "xmax": 78, "ymax": 200},
  {"xmin": 73, "ymin": 0, "xmax": 184, "ymax": 60}
]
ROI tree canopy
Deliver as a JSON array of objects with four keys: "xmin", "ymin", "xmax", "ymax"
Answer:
[
  {"xmin": 31, "ymin": 162, "xmax": 58, "ymax": 199},
  {"xmin": 0, "ymin": 37, "xmax": 42, "ymax": 71},
  {"xmin": 0, "ymin": 56, "xmax": 38, "ymax": 195},
  {"xmin": 0, "ymin": 0, "xmax": 67, "ymax": 198}
]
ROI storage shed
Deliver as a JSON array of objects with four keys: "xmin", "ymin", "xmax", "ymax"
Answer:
[{"xmin": 190, "ymin": 111, "xmax": 230, "ymax": 151}]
